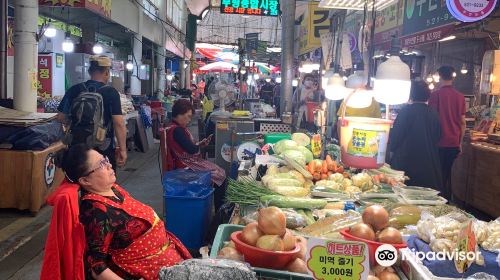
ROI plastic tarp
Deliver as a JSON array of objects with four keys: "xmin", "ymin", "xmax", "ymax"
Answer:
[
  {"xmin": 162, "ymin": 169, "xmax": 212, "ymax": 198},
  {"xmin": 7, "ymin": 121, "xmax": 63, "ymax": 150}
]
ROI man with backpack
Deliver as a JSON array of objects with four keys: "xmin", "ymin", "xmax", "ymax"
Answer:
[{"xmin": 57, "ymin": 55, "xmax": 127, "ymax": 170}]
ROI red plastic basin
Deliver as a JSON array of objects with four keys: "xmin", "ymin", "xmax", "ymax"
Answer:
[
  {"xmin": 231, "ymin": 231, "xmax": 300, "ymax": 270},
  {"xmin": 340, "ymin": 229, "xmax": 407, "ymax": 265}
]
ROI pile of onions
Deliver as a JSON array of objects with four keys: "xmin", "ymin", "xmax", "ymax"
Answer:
[
  {"xmin": 256, "ymin": 235, "xmax": 285, "ymax": 251},
  {"xmin": 359, "ymin": 205, "xmax": 403, "ymax": 244},
  {"xmin": 258, "ymin": 206, "xmax": 287, "ymax": 236},
  {"xmin": 241, "ymin": 222, "xmax": 263, "ymax": 246},
  {"xmin": 218, "ymin": 246, "xmax": 243, "ymax": 261}
]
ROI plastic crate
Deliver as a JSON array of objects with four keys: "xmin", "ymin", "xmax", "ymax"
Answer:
[
  {"xmin": 164, "ymin": 187, "xmax": 214, "ymax": 250},
  {"xmin": 210, "ymin": 224, "xmax": 313, "ymax": 280}
]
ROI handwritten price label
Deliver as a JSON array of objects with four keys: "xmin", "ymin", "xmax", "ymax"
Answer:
[{"xmin": 306, "ymin": 238, "xmax": 369, "ymax": 280}]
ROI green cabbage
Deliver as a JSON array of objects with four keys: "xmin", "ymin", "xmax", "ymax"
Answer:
[
  {"xmin": 296, "ymin": 146, "xmax": 313, "ymax": 163},
  {"xmin": 281, "ymin": 149, "xmax": 306, "ymax": 166},
  {"xmin": 273, "ymin": 139, "xmax": 298, "ymax": 155}
]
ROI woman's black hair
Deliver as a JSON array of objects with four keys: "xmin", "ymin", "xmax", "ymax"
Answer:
[
  {"xmin": 54, "ymin": 144, "xmax": 91, "ymax": 183},
  {"xmin": 410, "ymin": 81, "xmax": 431, "ymax": 102},
  {"xmin": 171, "ymin": 99, "xmax": 194, "ymax": 118}
]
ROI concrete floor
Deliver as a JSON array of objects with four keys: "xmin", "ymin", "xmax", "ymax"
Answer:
[{"xmin": 0, "ymin": 123, "xmax": 201, "ymax": 279}]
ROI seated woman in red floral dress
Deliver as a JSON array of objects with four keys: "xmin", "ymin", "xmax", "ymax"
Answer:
[{"xmin": 53, "ymin": 144, "xmax": 191, "ymax": 280}]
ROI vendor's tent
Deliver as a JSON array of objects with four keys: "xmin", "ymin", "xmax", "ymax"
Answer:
[{"xmin": 199, "ymin": 61, "xmax": 237, "ymax": 73}]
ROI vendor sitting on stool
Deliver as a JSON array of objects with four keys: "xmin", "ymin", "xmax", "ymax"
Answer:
[
  {"xmin": 41, "ymin": 144, "xmax": 191, "ymax": 280},
  {"xmin": 166, "ymin": 99, "xmax": 227, "ymax": 211}
]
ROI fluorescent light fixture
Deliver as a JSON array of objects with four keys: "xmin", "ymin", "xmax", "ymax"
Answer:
[
  {"xmin": 93, "ymin": 43, "xmax": 103, "ymax": 54},
  {"xmin": 374, "ymin": 56, "xmax": 412, "ymax": 105},
  {"xmin": 275, "ymin": 76, "xmax": 281, "ymax": 83},
  {"xmin": 62, "ymin": 36, "xmax": 74, "ymax": 53},
  {"xmin": 319, "ymin": 0, "xmax": 397, "ymax": 10},
  {"xmin": 44, "ymin": 25, "xmax": 57, "ymax": 38},
  {"xmin": 126, "ymin": 61, "xmax": 133, "ymax": 71},
  {"xmin": 461, "ymin": 64, "xmax": 468, "ymax": 74},
  {"xmin": 439, "ymin": 35, "xmax": 456, "ymax": 42}
]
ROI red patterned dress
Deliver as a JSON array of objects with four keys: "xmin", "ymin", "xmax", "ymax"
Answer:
[{"xmin": 80, "ymin": 185, "xmax": 191, "ymax": 280}]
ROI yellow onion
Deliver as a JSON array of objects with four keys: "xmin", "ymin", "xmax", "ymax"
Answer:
[
  {"xmin": 256, "ymin": 235, "xmax": 285, "ymax": 251},
  {"xmin": 377, "ymin": 227, "xmax": 403, "ymax": 244},
  {"xmin": 286, "ymin": 258, "xmax": 308, "ymax": 274},
  {"xmin": 218, "ymin": 247, "xmax": 243, "ymax": 261},
  {"xmin": 258, "ymin": 207, "xmax": 286, "ymax": 236},
  {"xmin": 282, "ymin": 230, "xmax": 296, "ymax": 251},
  {"xmin": 241, "ymin": 222, "xmax": 263, "ymax": 246},
  {"xmin": 362, "ymin": 205, "xmax": 389, "ymax": 231}
]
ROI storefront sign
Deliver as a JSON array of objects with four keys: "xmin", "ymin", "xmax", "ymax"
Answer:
[
  {"xmin": 7, "ymin": 19, "xmax": 13, "ymax": 56},
  {"xmin": 446, "ymin": 0, "xmax": 498, "ymax": 22},
  {"xmin": 38, "ymin": 55, "xmax": 53, "ymax": 98},
  {"xmin": 299, "ymin": 2, "xmax": 331, "ymax": 55},
  {"xmin": 38, "ymin": 0, "xmax": 111, "ymax": 18},
  {"xmin": 55, "ymin": 53, "xmax": 64, "ymax": 68},
  {"xmin": 220, "ymin": 0, "xmax": 280, "ymax": 17},
  {"xmin": 374, "ymin": 2, "xmax": 403, "ymax": 48},
  {"xmin": 306, "ymin": 238, "xmax": 369, "ymax": 279},
  {"xmin": 401, "ymin": 23, "xmax": 455, "ymax": 47},
  {"xmin": 44, "ymin": 153, "xmax": 56, "ymax": 188},
  {"xmin": 403, "ymin": 0, "xmax": 456, "ymax": 36}
]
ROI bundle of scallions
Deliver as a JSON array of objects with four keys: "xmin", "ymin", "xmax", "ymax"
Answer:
[{"xmin": 226, "ymin": 177, "xmax": 279, "ymax": 205}]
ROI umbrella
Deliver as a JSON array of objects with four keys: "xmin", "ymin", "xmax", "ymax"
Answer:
[{"xmin": 199, "ymin": 61, "xmax": 237, "ymax": 73}]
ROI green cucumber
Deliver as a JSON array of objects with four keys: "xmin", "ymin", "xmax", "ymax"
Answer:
[{"xmin": 260, "ymin": 195, "xmax": 327, "ymax": 209}]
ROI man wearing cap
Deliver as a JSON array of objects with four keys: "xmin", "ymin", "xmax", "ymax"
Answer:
[{"xmin": 57, "ymin": 55, "xmax": 127, "ymax": 170}]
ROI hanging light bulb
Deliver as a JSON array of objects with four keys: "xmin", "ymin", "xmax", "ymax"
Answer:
[
  {"xmin": 166, "ymin": 74, "xmax": 173, "ymax": 81},
  {"xmin": 426, "ymin": 74, "xmax": 433, "ymax": 83},
  {"xmin": 429, "ymin": 83, "xmax": 435, "ymax": 90},
  {"xmin": 44, "ymin": 25, "xmax": 57, "ymax": 38},
  {"xmin": 292, "ymin": 79, "xmax": 299, "ymax": 87},
  {"xmin": 346, "ymin": 89, "xmax": 374, "ymax": 108},
  {"xmin": 126, "ymin": 61, "xmax": 133, "ymax": 71},
  {"xmin": 275, "ymin": 76, "xmax": 281, "ymax": 83},
  {"xmin": 461, "ymin": 64, "xmax": 468, "ymax": 74},
  {"xmin": 432, "ymin": 73, "xmax": 440, "ymax": 83},
  {"xmin": 322, "ymin": 68, "xmax": 335, "ymax": 89},
  {"xmin": 452, "ymin": 72, "xmax": 457, "ymax": 78},
  {"xmin": 92, "ymin": 43, "xmax": 103, "ymax": 54},
  {"xmin": 62, "ymin": 32, "xmax": 74, "ymax": 53},
  {"xmin": 325, "ymin": 73, "xmax": 349, "ymax": 101}
]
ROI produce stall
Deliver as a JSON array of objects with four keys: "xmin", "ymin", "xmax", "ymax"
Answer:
[{"xmin": 207, "ymin": 133, "xmax": 500, "ymax": 280}]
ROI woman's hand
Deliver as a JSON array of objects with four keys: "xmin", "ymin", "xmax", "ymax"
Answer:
[{"xmin": 198, "ymin": 134, "xmax": 213, "ymax": 147}]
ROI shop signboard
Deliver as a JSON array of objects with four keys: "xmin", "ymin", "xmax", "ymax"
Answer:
[
  {"xmin": 55, "ymin": 53, "xmax": 64, "ymax": 68},
  {"xmin": 446, "ymin": 0, "xmax": 498, "ymax": 22},
  {"xmin": 38, "ymin": 55, "xmax": 53, "ymax": 98},
  {"xmin": 373, "ymin": 1, "xmax": 404, "ymax": 49},
  {"xmin": 299, "ymin": 2, "xmax": 331, "ymax": 55},
  {"xmin": 7, "ymin": 19, "xmax": 13, "ymax": 56},
  {"xmin": 401, "ymin": 22, "xmax": 455, "ymax": 47},
  {"xmin": 403, "ymin": 0, "xmax": 456, "ymax": 36},
  {"xmin": 306, "ymin": 238, "xmax": 370, "ymax": 279},
  {"xmin": 38, "ymin": 0, "xmax": 111, "ymax": 18},
  {"xmin": 220, "ymin": 0, "xmax": 280, "ymax": 17}
]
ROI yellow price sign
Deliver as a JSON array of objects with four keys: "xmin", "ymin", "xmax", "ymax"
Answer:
[{"xmin": 311, "ymin": 134, "xmax": 322, "ymax": 158}]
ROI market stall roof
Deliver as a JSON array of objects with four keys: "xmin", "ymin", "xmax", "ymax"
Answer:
[{"xmin": 199, "ymin": 61, "xmax": 238, "ymax": 72}]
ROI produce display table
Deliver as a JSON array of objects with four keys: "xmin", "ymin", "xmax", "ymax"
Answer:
[
  {"xmin": 0, "ymin": 142, "xmax": 65, "ymax": 213},
  {"xmin": 452, "ymin": 141, "xmax": 500, "ymax": 218}
]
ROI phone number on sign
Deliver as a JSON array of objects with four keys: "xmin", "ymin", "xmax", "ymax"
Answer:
[{"xmin": 463, "ymin": 2, "xmax": 484, "ymax": 8}]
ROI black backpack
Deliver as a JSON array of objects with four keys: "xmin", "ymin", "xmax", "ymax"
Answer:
[{"xmin": 63, "ymin": 83, "xmax": 111, "ymax": 149}]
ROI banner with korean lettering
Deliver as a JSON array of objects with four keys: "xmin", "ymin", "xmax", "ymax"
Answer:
[
  {"xmin": 38, "ymin": 55, "xmax": 53, "ymax": 98},
  {"xmin": 402, "ymin": 0, "xmax": 456, "ymax": 36},
  {"xmin": 306, "ymin": 238, "xmax": 370, "ymax": 279},
  {"xmin": 38, "ymin": 0, "xmax": 111, "ymax": 18},
  {"xmin": 373, "ymin": 1, "xmax": 404, "ymax": 48},
  {"xmin": 299, "ymin": 2, "xmax": 330, "ymax": 55},
  {"xmin": 220, "ymin": 0, "xmax": 280, "ymax": 17}
]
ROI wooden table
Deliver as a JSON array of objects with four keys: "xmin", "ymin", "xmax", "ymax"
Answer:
[{"xmin": 452, "ymin": 141, "xmax": 500, "ymax": 218}]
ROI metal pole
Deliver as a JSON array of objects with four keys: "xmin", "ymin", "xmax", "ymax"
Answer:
[
  {"xmin": 280, "ymin": 0, "xmax": 296, "ymax": 114},
  {"xmin": 13, "ymin": 0, "xmax": 38, "ymax": 112},
  {"xmin": 0, "ymin": 0, "xmax": 7, "ymax": 99}
]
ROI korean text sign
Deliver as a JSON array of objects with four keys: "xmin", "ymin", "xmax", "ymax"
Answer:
[
  {"xmin": 38, "ymin": 55, "xmax": 52, "ymax": 98},
  {"xmin": 403, "ymin": 0, "xmax": 456, "ymax": 35},
  {"xmin": 220, "ymin": 0, "xmax": 280, "ymax": 17},
  {"xmin": 306, "ymin": 238, "xmax": 369, "ymax": 280}
]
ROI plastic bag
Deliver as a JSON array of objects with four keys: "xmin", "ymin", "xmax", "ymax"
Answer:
[
  {"xmin": 162, "ymin": 169, "xmax": 212, "ymax": 197},
  {"xmin": 465, "ymin": 272, "xmax": 498, "ymax": 280},
  {"xmin": 158, "ymin": 259, "xmax": 257, "ymax": 280},
  {"xmin": 481, "ymin": 218, "xmax": 500, "ymax": 252},
  {"xmin": 241, "ymin": 208, "xmax": 307, "ymax": 229}
]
